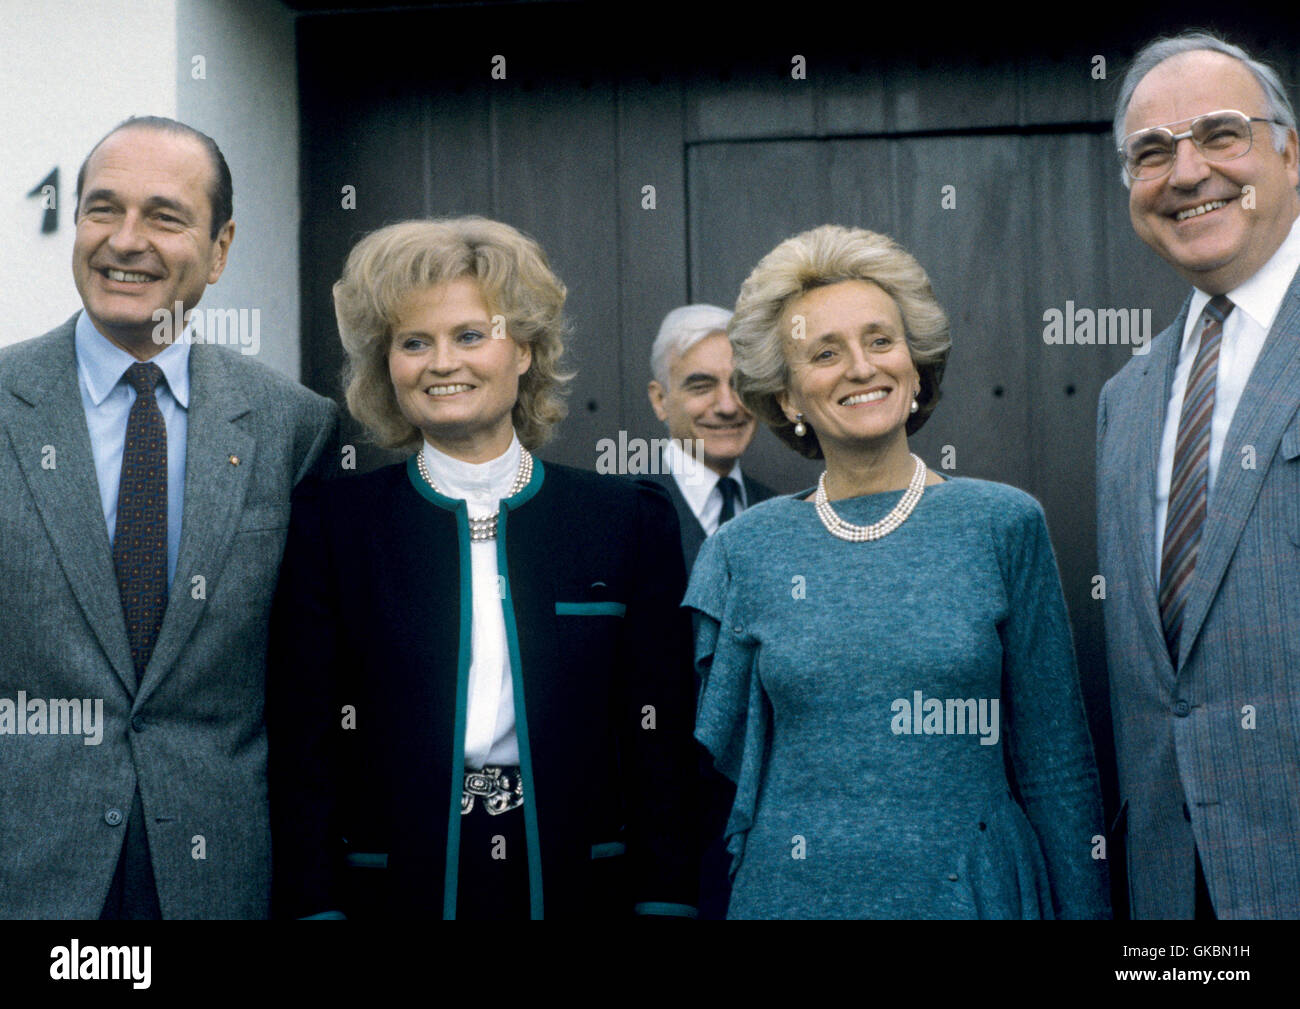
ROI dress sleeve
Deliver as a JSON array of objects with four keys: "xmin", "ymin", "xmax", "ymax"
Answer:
[
  {"xmin": 997, "ymin": 496, "xmax": 1111, "ymax": 920},
  {"xmin": 682, "ymin": 530, "xmax": 769, "ymax": 878}
]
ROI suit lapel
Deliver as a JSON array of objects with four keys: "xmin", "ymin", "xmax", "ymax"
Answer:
[
  {"xmin": 139, "ymin": 344, "xmax": 254, "ymax": 698},
  {"xmin": 742, "ymin": 474, "xmax": 771, "ymax": 505},
  {"xmin": 1128, "ymin": 299, "xmax": 1191, "ymax": 676},
  {"xmin": 651, "ymin": 468, "xmax": 706, "ymax": 568},
  {"xmin": 2, "ymin": 321, "xmax": 136, "ymax": 693},
  {"xmin": 1179, "ymin": 269, "xmax": 1300, "ymax": 665}
]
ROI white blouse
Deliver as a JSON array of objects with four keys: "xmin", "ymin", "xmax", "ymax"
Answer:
[{"xmin": 420, "ymin": 434, "xmax": 521, "ymax": 769}]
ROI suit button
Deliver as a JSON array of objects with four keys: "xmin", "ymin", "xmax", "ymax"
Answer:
[
  {"xmin": 1173, "ymin": 699, "xmax": 1191, "ymax": 717},
  {"xmin": 131, "ymin": 716, "xmax": 147, "ymax": 733},
  {"xmin": 104, "ymin": 808, "xmax": 123, "ymax": 826},
  {"xmin": 947, "ymin": 872, "xmax": 959, "ymax": 882}
]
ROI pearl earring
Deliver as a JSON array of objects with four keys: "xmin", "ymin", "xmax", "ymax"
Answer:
[
  {"xmin": 910, "ymin": 398, "xmax": 919, "ymax": 415},
  {"xmin": 794, "ymin": 413, "xmax": 806, "ymax": 437}
]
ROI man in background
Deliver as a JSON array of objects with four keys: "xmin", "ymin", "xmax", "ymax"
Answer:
[
  {"xmin": 647, "ymin": 304, "xmax": 773, "ymax": 569},
  {"xmin": 645, "ymin": 303, "xmax": 774, "ymax": 919}
]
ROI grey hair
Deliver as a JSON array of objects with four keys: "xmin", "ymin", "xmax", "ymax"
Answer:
[
  {"xmin": 1113, "ymin": 31, "xmax": 1297, "ymax": 188},
  {"xmin": 650, "ymin": 303, "xmax": 734, "ymax": 387}
]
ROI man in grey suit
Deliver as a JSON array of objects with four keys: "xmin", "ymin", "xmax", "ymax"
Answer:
[
  {"xmin": 0, "ymin": 117, "xmax": 338, "ymax": 918},
  {"xmin": 646, "ymin": 304, "xmax": 774, "ymax": 571},
  {"xmin": 1098, "ymin": 32, "xmax": 1300, "ymax": 919},
  {"xmin": 644, "ymin": 304, "xmax": 773, "ymax": 920}
]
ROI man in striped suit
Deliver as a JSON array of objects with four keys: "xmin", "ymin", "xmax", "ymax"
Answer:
[{"xmin": 1097, "ymin": 31, "xmax": 1300, "ymax": 918}]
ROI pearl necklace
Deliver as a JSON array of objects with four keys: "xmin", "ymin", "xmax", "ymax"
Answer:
[
  {"xmin": 814, "ymin": 453, "xmax": 927, "ymax": 542},
  {"xmin": 416, "ymin": 446, "xmax": 534, "ymax": 541}
]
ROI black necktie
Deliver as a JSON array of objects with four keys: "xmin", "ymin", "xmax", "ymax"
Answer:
[
  {"xmin": 716, "ymin": 476, "xmax": 741, "ymax": 526},
  {"xmin": 113, "ymin": 362, "xmax": 168, "ymax": 683}
]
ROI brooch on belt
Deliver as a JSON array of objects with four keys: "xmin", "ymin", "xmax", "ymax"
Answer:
[{"xmin": 462, "ymin": 766, "xmax": 524, "ymax": 815}]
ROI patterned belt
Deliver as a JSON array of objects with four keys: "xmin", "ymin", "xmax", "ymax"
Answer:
[{"xmin": 462, "ymin": 766, "xmax": 524, "ymax": 815}]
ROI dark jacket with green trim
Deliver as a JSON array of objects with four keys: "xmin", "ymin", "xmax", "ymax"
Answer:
[{"xmin": 267, "ymin": 457, "xmax": 699, "ymax": 919}]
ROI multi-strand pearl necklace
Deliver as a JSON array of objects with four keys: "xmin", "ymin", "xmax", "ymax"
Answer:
[
  {"xmin": 416, "ymin": 446, "xmax": 534, "ymax": 541},
  {"xmin": 814, "ymin": 453, "xmax": 927, "ymax": 542}
]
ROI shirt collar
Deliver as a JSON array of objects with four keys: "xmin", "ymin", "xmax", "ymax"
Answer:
[
  {"xmin": 74, "ymin": 310, "xmax": 192, "ymax": 408},
  {"xmin": 664, "ymin": 437, "xmax": 745, "ymax": 519},
  {"xmin": 421, "ymin": 431, "xmax": 522, "ymax": 501},
  {"xmin": 1187, "ymin": 211, "xmax": 1300, "ymax": 340}
]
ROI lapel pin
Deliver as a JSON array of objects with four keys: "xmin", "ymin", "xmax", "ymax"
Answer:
[{"xmin": 229, "ymin": 455, "xmax": 240, "ymax": 466}]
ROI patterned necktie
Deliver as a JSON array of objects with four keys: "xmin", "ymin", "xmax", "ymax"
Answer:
[
  {"xmin": 716, "ymin": 476, "xmax": 741, "ymax": 526},
  {"xmin": 1158, "ymin": 295, "xmax": 1232, "ymax": 664},
  {"xmin": 114, "ymin": 362, "xmax": 168, "ymax": 683}
]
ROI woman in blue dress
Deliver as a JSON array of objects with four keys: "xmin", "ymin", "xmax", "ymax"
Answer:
[{"xmin": 686, "ymin": 224, "xmax": 1110, "ymax": 919}]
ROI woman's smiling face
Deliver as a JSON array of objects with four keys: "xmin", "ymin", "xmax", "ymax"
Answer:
[{"xmin": 388, "ymin": 275, "xmax": 531, "ymax": 462}]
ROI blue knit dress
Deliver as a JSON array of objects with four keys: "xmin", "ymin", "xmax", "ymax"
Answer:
[{"xmin": 685, "ymin": 477, "xmax": 1110, "ymax": 919}]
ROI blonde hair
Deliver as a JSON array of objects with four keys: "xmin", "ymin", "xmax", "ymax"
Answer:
[
  {"xmin": 334, "ymin": 216, "xmax": 572, "ymax": 452},
  {"xmin": 728, "ymin": 224, "xmax": 951, "ymax": 459}
]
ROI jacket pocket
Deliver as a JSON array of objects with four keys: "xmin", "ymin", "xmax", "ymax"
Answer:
[
  {"xmin": 586, "ymin": 840, "xmax": 631, "ymax": 918},
  {"xmin": 556, "ymin": 602, "xmax": 627, "ymax": 617},
  {"xmin": 237, "ymin": 503, "xmax": 290, "ymax": 534}
]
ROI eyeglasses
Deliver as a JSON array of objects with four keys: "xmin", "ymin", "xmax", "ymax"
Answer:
[{"xmin": 1117, "ymin": 109, "xmax": 1282, "ymax": 181}]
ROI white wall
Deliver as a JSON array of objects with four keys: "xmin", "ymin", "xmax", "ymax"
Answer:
[
  {"xmin": 0, "ymin": 0, "xmax": 177, "ymax": 345},
  {"xmin": 1, "ymin": 0, "xmax": 301, "ymax": 381},
  {"xmin": 177, "ymin": 0, "xmax": 299, "ymax": 380}
]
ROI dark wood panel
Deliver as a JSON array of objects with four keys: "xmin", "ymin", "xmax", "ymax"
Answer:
[
  {"xmin": 491, "ymin": 76, "xmax": 621, "ymax": 471},
  {"xmin": 885, "ymin": 59, "xmax": 1021, "ymax": 133},
  {"xmin": 616, "ymin": 75, "xmax": 692, "ymax": 447},
  {"xmin": 425, "ymin": 88, "xmax": 493, "ymax": 218},
  {"xmin": 686, "ymin": 72, "xmax": 818, "ymax": 143},
  {"xmin": 1022, "ymin": 132, "xmax": 1139, "ymax": 801},
  {"xmin": 1019, "ymin": 52, "xmax": 1114, "ymax": 126},
  {"xmin": 685, "ymin": 140, "xmax": 833, "ymax": 493},
  {"xmin": 890, "ymin": 135, "xmax": 1033, "ymax": 489},
  {"xmin": 824, "ymin": 138, "xmax": 898, "ymax": 237},
  {"xmin": 819, "ymin": 63, "xmax": 891, "ymax": 136},
  {"xmin": 298, "ymin": 75, "xmax": 431, "ymax": 470}
]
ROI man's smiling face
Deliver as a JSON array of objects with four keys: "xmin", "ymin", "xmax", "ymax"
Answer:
[
  {"xmin": 650, "ymin": 331, "xmax": 757, "ymax": 478},
  {"xmin": 73, "ymin": 126, "xmax": 233, "ymax": 356},
  {"xmin": 1124, "ymin": 49, "xmax": 1300, "ymax": 294}
]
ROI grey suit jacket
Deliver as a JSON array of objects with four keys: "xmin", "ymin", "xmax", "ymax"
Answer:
[
  {"xmin": 1097, "ymin": 269, "xmax": 1300, "ymax": 919},
  {"xmin": 0, "ymin": 315, "xmax": 338, "ymax": 919},
  {"xmin": 643, "ymin": 470, "xmax": 776, "ymax": 574}
]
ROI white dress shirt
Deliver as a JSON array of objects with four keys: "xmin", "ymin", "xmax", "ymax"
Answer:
[
  {"xmin": 663, "ymin": 438, "xmax": 748, "ymax": 536},
  {"xmin": 1154, "ymin": 213, "xmax": 1300, "ymax": 575},
  {"xmin": 421, "ymin": 434, "xmax": 523, "ymax": 769}
]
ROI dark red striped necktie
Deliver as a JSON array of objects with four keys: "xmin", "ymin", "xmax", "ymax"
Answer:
[
  {"xmin": 113, "ymin": 362, "xmax": 168, "ymax": 684},
  {"xmin": 1158, "ymin": 294, "xmax": 1232, "ymax": 664}
]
